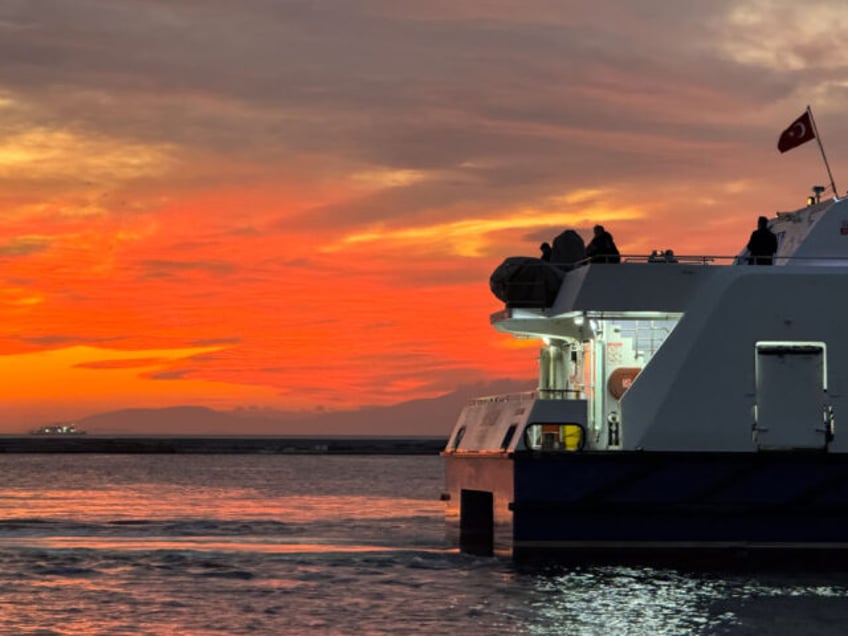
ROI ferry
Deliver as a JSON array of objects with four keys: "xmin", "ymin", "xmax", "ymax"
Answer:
[
  {"xmin": 30, "ymin": 423, "xmax": 86, "ymax": 436},
  {"xmin": 442, "ymin": 193, "xmax": 848, "ymax": 563}
]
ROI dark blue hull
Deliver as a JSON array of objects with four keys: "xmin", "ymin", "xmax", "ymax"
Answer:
[{"xmin": 443, "ymin": 451, "xmax": 848, "ymax": 563}]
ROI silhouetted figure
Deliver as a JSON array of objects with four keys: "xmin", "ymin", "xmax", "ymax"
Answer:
[
  {"xmin": 586, "ymin": 225, "xmax": 620, "ymax": 263},
  {"xmin": 550, "ymin": 230, "xmax": 586, "ymax": 266},
  {"xmin": 648, "ymin": 249, "xmax": 677, "ymax": 263},
  {"xmin": 746, "ymin": 216, "xmax": 778, "ymax": 265},
  {"xmin": 539, "ymin": 242, "xmax": 552, "ymax": 262}
]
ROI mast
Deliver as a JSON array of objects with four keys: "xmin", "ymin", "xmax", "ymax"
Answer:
[{"xmin": 807, "ymin": 105, "xmax": 839, "ymax": 196}]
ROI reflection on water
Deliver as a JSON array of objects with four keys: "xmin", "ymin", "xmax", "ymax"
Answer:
[
  {"xmin": 0, "ymin": 454, "xmax": 846, "ymax": 635},
  {"xmin": 515, "ymin": 566, "xmax": 848, "ymax": 636},
  {"xmin": 0, "ymin": 488, "xmax": 439, "ymax": 525}
]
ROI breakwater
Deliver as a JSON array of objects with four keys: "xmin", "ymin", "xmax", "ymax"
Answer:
[{"xmin": 0, "ymin": 436, "xmax": 447, "ymax": 454}]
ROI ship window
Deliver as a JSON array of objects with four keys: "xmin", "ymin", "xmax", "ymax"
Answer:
[
  {"xmin": 451, "ymin": 426, "xmax": 466, "ymax": 451},
  {"xmin": 524, "ymin": 422, "xmax": 585, "ymax": 452},
  {"xmin": 500, "ymin": 424, "xmax": 517, "ymax": 450}
]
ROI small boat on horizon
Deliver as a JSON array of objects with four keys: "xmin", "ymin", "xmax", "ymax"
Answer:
[{"xmin": 30, "ymin": 423, "xmax": 87, "ymax": 436}]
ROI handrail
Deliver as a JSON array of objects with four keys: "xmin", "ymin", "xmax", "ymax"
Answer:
[
  {"xmin": 531, "ymin": 254, "xmax": 848, "ymax": 268},
  {"xmin": 537, "ymin": 388, "xmax": 583, "ymax": 399},
  {"xmin": 500, "ymin": 253, "xmax": 848, "ymax": 309}
]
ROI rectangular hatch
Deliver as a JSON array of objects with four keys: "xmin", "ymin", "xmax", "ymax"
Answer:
[{"xmin": 754, "ymin": 342, "xmax": 830, "ymax": 450}]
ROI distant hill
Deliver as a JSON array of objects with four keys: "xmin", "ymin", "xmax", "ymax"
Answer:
[
  {"xmin": 78, "ymin": 406, "xmax": 245, "ymax": 436},
  {"xmin": 76, "ymin": 378, "xmax": 535, "ymax": 436}
]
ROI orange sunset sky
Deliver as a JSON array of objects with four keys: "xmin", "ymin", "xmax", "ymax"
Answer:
[{"xmin": 0, "ymin": 1, "xmax": 847, "ymax": 429}]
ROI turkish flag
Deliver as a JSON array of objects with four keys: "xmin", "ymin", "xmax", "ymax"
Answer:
[{"xmin": 778, "ymin": 111, "xmax": 816, "ymax": 153}]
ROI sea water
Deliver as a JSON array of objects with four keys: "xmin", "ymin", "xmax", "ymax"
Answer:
[{"xmin": 0, "ymin": 454, "xmax": 846, "ymax": 635}]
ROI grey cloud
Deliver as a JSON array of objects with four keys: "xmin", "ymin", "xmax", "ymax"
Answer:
[
  {"xmin": 189, "ymin": 337, "xmax": 241, "ymax": 346},
  {"xmin": 363, "ymin": 321, "xmax": 396, "ymax": 330},
  {"xmin": 148, "ymin": 368, "xmax": 193, "ymax": 380},
  {"xmin": 20, "ymin": 334, "xmax": 121, "ymax": 346},
  {"xmin": 0, "ymin": 236, "xmax": 51, "ymax": 256},
  {"xmin": 391, "ymin": 267, "xmax": 493, "ymax": 288},
  {"xmin": 280, "ymin": 258, "xmax": 311, "ymax": 268},
  {"xmin": 74, "ymin": 357, "xmax": 163, "ymax": 370},
  {"xmin": 1, "ymin": 0, "xmax": 841, "ymax": 211},
  {"xmin": 229, "ymin": 226, "xmax": 261, "ymax": 237},
  {"xmin": 0, "ymin": 3, "xmax": 769, "ymax": 138},
  {"xmin": 138, "ymin": 259, "xmax": 238, "ymax": 279}
]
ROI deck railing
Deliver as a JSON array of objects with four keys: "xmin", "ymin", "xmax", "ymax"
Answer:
[
  {"xmin": 547, "ymin": 253, "xmax": 848, "ymax": 267},
  {"xmin": 502, "ymin": 254, "xmax": 848, "ymax": 308},
  {"xmin": 537, "ymin": 388, "xmax": 583, "ymax": 400}
]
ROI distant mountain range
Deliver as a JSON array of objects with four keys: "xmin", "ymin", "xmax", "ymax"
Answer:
[{"xmin": 75, "ymin": 378, "xmax": 535, "ymax": 436}]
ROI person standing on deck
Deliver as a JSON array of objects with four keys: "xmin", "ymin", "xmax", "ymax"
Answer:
[
  {"xmin": 586, "ymin": 225, "xmax": 620, "ymax": 263},
  {"xmin": 747, "ymin": 216, "xmax": 778, "ymax": 265}
]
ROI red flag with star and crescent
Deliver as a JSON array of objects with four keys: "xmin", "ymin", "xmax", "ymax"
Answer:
[{"xmin": 778, "ymin": 111, "xmax": 816, "ymax": 153}]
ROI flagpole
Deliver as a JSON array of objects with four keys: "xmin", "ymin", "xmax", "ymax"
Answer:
[{"xmin": 807, "ymin": 105, "xmax": 839, "ymax": 196}]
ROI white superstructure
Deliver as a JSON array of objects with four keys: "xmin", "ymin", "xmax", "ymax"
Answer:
[{"xmin": 447, "ymin": 197, "xmax": 848, "ymax": 456}]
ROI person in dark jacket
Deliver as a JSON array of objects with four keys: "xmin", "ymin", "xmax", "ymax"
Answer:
[
  {"xmin": 586, "ymin": 225, "xmax": 620, "ymax": 263},
  {"xmin": 539, "ymin": 242, "xmax": 552, "ymax": 261},
  {"xmin": 746, "ymin": 216, "xmax": 778, "ymax": 265}
]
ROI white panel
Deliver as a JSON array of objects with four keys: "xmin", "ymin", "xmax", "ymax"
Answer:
[
  {"xmin": 756, "ymin": 345, "xmax": 825, "ymax": 449},
  {"xmin": 449, "ymin": 393, "xmax": 536, "ymax": 452}
]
